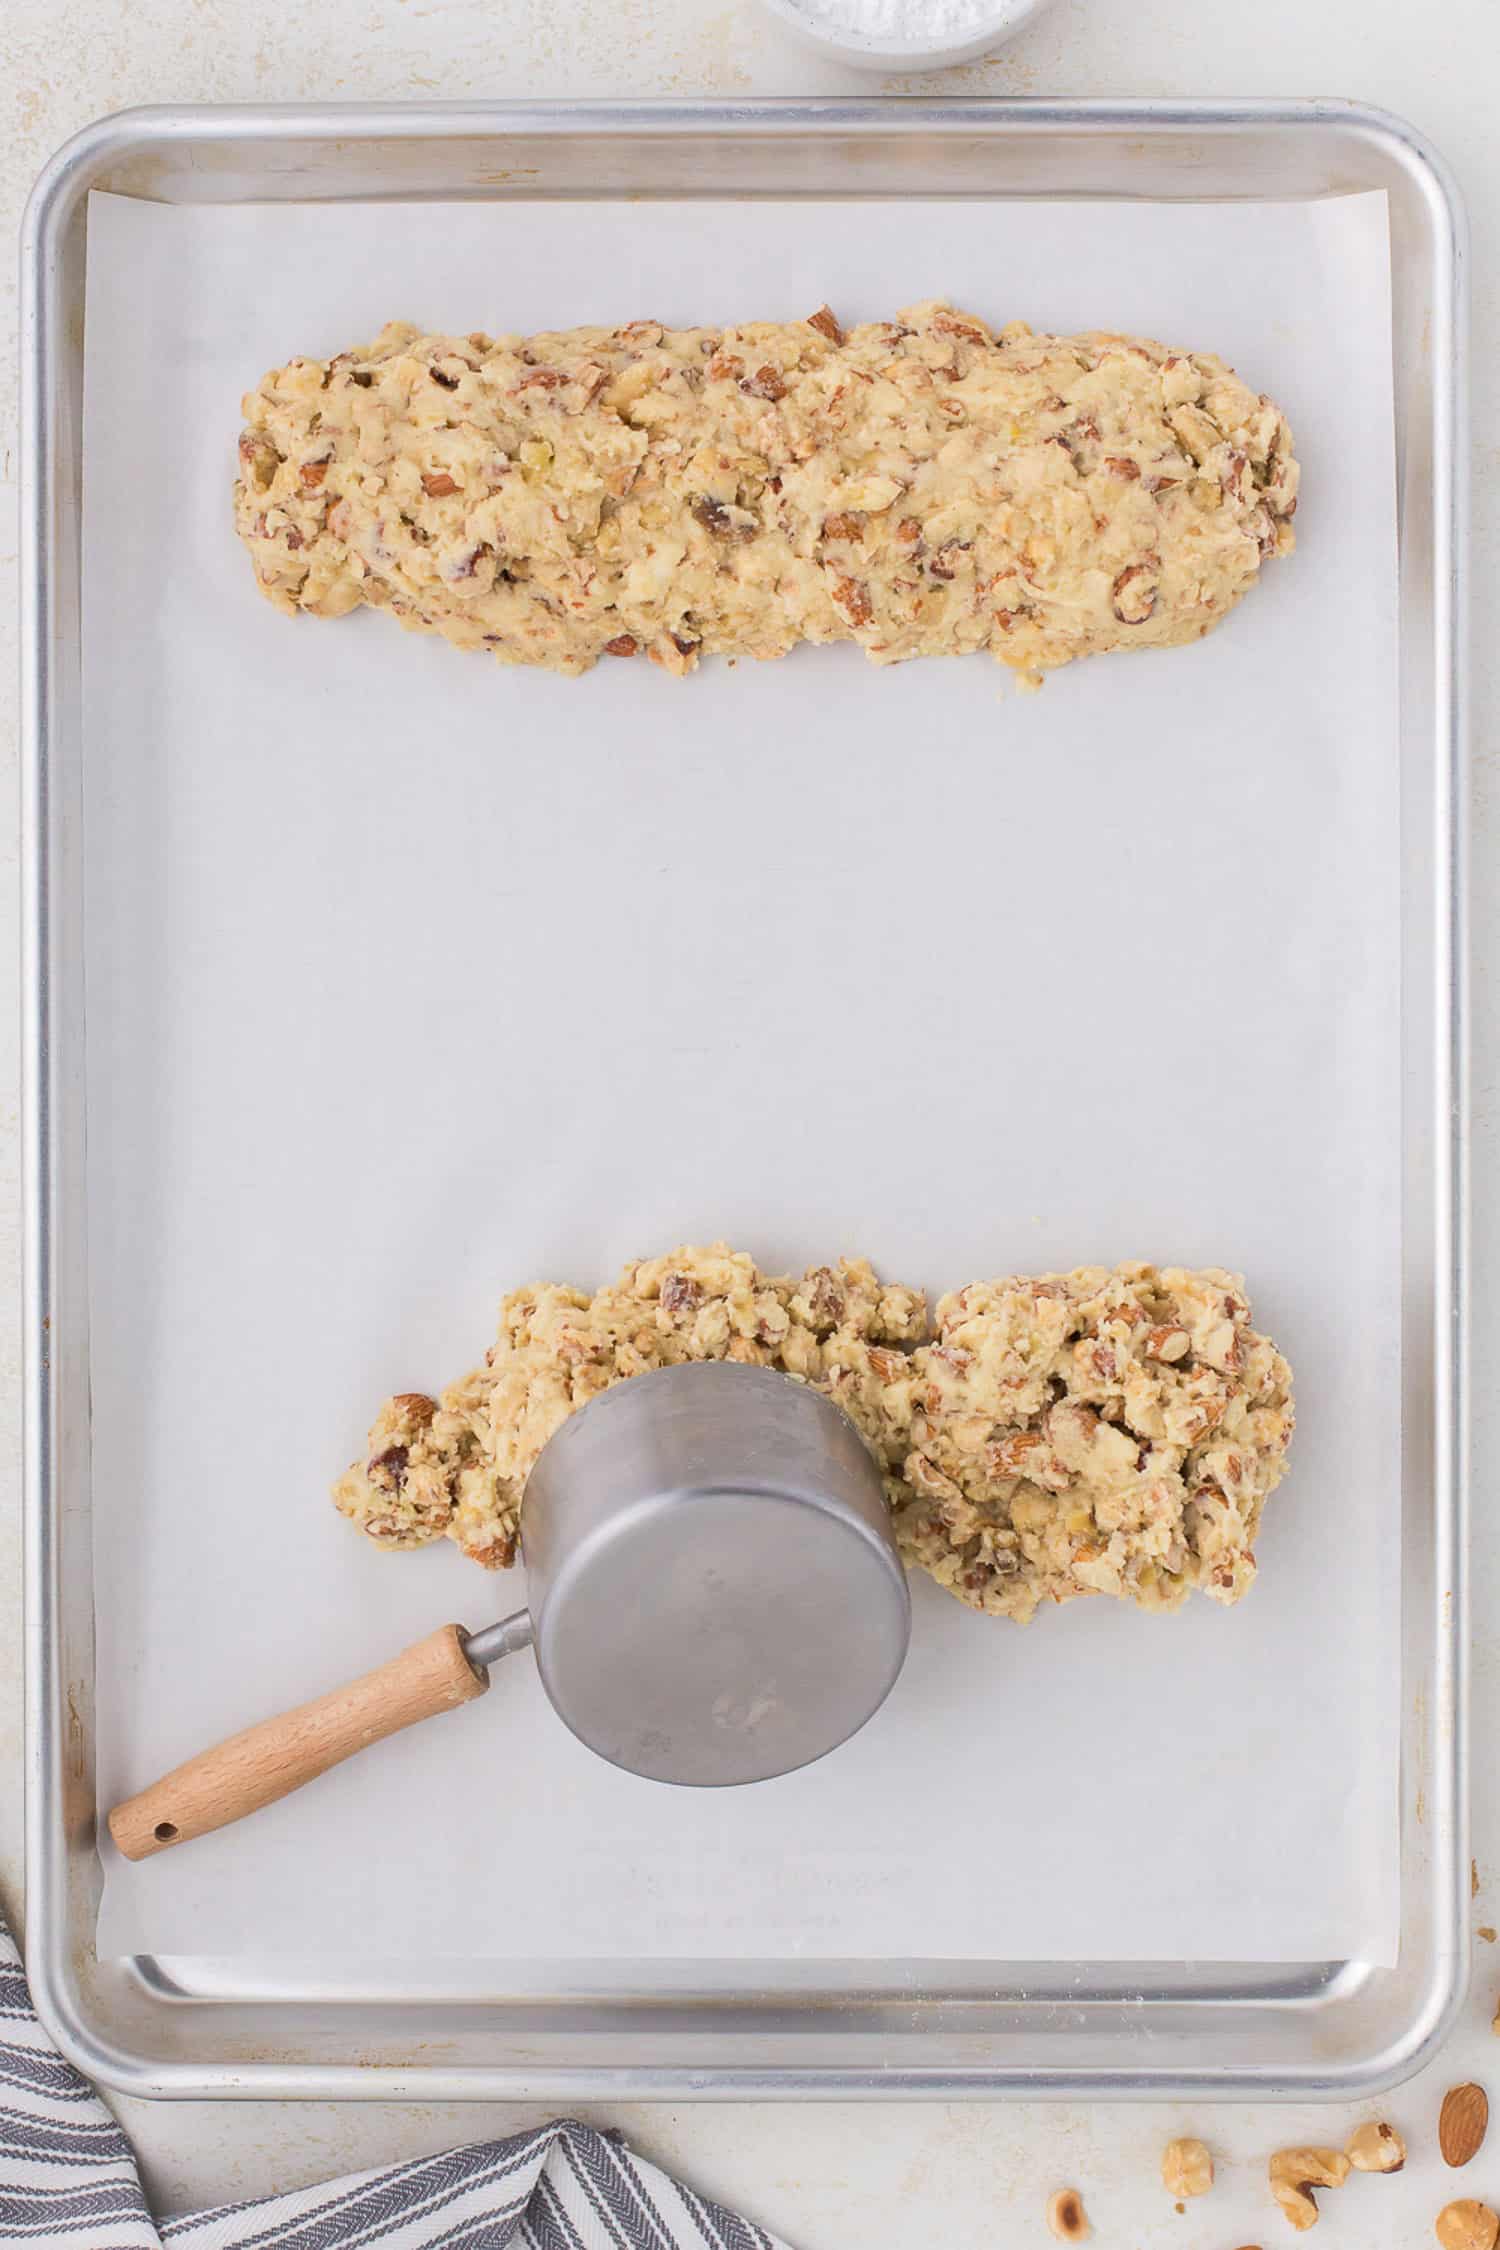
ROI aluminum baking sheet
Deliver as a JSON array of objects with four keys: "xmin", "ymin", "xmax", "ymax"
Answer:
[
  {"xmin": 22, "ymin": 100, "xmax": 1468, "ymax": 2099},
  {"xmin": 86, "ymin": 183, "xmax": 1401, "ymax": 1970}
]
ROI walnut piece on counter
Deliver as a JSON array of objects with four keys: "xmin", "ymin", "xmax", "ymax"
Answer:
[
  {"xmin": 237, "ymin": 303, "xmax": 1297, "ymax": 684},
  {"xmin": 1268, "ymin": 2148, "xmax": 1351, "ymax": 2232},
  {"xmin": 334, "ymin": 1247, "xmax": 1294, "ymax": 1630}
]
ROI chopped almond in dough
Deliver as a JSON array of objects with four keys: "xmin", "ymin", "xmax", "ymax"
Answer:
[{"xmin": 238, "ymin": 305, "xmax": 1298, "ymax": 682}]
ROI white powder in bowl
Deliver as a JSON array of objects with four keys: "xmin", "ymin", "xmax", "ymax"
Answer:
[
  {"xmin": 801, "ymin": 0, "xmax": 998, "ymax": 28},
  {"xmin": 767, "ymin": 0, "xmax": 1051, "ymax": 61}
]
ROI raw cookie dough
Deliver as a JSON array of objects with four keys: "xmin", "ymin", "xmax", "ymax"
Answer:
[
  {"xmin": 335, "ymin": 1248, "xmax": 1293, "ymax": 1625},
  {"xmin": 237, "ymin": 303, "xmax": 1298, "ymax": 682},
  {"xmin": 333, "ymin": 1244, "xmax": 926, "ymax": 1568},
  {"xmin": 894, "ymin": 1263, "xmax": 1294, "ymax": 1624}
]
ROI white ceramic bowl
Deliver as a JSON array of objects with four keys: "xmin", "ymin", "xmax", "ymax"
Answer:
[{"xmin": 754, "ymin": 0, "xmax": 1054, "ymax": 71}]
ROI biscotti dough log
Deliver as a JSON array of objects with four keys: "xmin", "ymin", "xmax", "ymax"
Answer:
[
  {"xmin": 334, "ymin": 1248, "xmax": 1293, "ymax": 1626},
  {"xmin": 237, "ymin": 303, "xmax": 1298, "ymax": 681}
]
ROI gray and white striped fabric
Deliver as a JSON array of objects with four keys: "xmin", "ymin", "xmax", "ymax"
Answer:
[{"xmin": 1, "ymin": 1918, "xmax": 791, "ymax": 2250}]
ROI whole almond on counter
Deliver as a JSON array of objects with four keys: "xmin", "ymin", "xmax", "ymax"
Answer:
[
  {"xmin": 1441, "ymin": 2083, "xmax": 1490, "ymax": 2166},
  {"xmin": 1435, "ymin": 2201, "xmax": 1499, "ymax": 2250}
]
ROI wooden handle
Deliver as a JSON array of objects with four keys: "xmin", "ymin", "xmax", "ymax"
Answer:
[{"xmin": 107, "ymin": 1624, "xmax": 488, "ymax": 1861}]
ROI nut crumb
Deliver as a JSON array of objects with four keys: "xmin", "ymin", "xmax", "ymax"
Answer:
[
  {"xmin": 831, "ymin": 576, "xmax": 874, "ymax": 628},
  {"xmin": 740, "ymin": 364, "xmax": 787, "ymax": 403},
  {"xmin": 1046, "ymin": 2188, "xmax": 1088, "ymax": 2241},
  {"xmin": 1111, "ymin": 560, "xmax": 1158, "ymax": 623},
  {"xmin": 1161, "ymin": 2138, "xmax": 1213, "ymax": 2198}
]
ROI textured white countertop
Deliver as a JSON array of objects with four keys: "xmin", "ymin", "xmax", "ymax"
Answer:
[{"xmin": 3, "ymin": 2, "xmax": 1497, "ymax": 2241}]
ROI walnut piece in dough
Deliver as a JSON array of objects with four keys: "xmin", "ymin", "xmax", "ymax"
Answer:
[
  {"xmin": 334, "ymin": 1248, "xmax": 1293, "ymax": 1627},
  {"xmin": 237, "ymin": 304, "xmax": 1298, "ymax": 683}
]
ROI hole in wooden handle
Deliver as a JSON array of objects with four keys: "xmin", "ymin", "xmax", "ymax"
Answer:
[{"xmin": 154, "ymin": 1822, "xmax": 179, "ymax": 1841}]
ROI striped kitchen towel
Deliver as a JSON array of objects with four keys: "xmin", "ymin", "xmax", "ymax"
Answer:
[{"xmin": 1, "ymin": 1915, "xmax": 790, "ymax": 2250}]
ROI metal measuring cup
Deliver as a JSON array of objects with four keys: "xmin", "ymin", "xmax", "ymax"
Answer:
[{"xmin": 109, "ymin": 1362, "xmax": 912, "ymax": 1859}]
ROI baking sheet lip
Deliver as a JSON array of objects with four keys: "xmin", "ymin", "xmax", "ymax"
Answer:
[
  {"xmin": 1433, "ymin": 48, "xmax": 1474, "ymax": 2072},
  {"xmin": 1413, "ymin": 2, "xmax": 1472, "ymax": 2075},
  {"xmin": 31, "ymin": 2051, "xmax": 1470, "ymax": 2109},
  {"xmin": 20, "ymin": 1944, "xmax": 1468, "ymax": 2108},
  {"xmin": 22, "ymin": 93, "xmax": 1474, "ymax": 213},
  {"xmin": 21, "ymin": 94, "xmax": 1468, "ymax": 2102},
  {"xmin": 18, "ymin": 25, "xmax": 69, "ymax": 2100},
  {"xmin": 125, "ymin": 1951, "xmax": 1372, "ymax": 2002}
]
